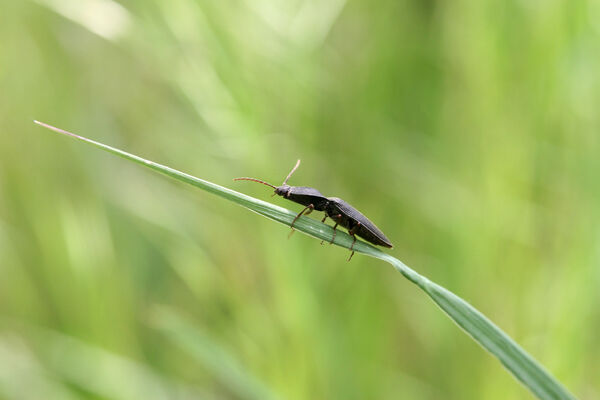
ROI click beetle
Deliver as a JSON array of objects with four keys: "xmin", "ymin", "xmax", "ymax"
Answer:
[{"xmin": 234, "ymin": 160, "xmax": 392, "ymax": 260}]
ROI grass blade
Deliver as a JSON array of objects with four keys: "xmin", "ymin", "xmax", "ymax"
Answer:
[{"xmin": 34, "ymin": 121, "xmax": 577, "ymax": 400}]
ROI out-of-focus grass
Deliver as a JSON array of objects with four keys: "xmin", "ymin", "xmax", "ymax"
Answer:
[
  {"xmin": 1, "ymin": 0, "xmax": 599, "ymax": 399},
  {"xmin": 30, "ymin": 119, "xmax": 577, "ymax": 399}
]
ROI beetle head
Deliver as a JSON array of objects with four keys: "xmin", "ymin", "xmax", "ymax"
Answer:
[{"xmin": 275, "ymin": 184, "xmax": 291, "ymax": 197}]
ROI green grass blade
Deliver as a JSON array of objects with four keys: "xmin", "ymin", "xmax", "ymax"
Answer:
[
  {"xmin": 372, "ymin": 253, "xmax": 575, "ymax": 400},
  {"xmin": 34, "ymin": 121, "xmax": 577, "ymax": 400}
]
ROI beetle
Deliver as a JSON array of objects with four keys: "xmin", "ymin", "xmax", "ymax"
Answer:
[{"xmin": 234, "ymin": 160, "xmax": 393, "ymax": 260}]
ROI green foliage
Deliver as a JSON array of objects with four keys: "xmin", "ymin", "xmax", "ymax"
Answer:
[
  {"xmin": 1, "ymin": 0, "xmax": 597, "ymax": 398},
  {"xmin": 35, "ymin": 121, "xmax": 575, "ymax": 400}
]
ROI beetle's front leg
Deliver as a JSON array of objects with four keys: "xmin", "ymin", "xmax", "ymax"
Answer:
[{"xmin": 288, "ymin": 204, "xmax": 314, "ymax": 238}]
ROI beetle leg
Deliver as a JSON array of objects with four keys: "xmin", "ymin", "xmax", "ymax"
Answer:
[
  {"xmin": 347, "ymin": 222, "xmax": 361, "ymax": 261},
  {"xmin": 329, "ymin": 222, "xmax": 339, "ymax": 244},
  {"xmin": 320, "ymin": 215, "xmax": 328, "ymax": 244},
  {"xmin": 290, "ymin": 204, "xmax": 315, "ymax": 236},
  {"xmin": 289, "ymin": 204, "xmax": 314, "ymax": 237},
  {"xmin": 330, "ymin": 214, "xmax": 342, "ymax": 244},
  {"xmin": 347, "ymin": 235, "xmax": 357, "ymax": 261},
  {"xmin": 347, "ymin": 236, "xmax": 357, "ymax": 261}
]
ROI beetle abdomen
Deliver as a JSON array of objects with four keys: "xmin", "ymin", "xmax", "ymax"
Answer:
[{"xmin": 326, "ymin": 197, "xmax": 393, "ymax": 248}]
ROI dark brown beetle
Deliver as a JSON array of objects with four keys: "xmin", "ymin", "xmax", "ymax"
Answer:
[{"xmin": 234, "ymin": 160, "xmax": 392, "ymax": 260}]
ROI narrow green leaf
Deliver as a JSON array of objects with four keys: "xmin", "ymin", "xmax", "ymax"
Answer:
[{"xmin": 34, "ymin": 121, "xmax": 577, "ymax": 400}]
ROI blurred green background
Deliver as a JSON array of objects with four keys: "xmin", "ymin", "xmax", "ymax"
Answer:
[{"xmin": 1, "ymin": 0, "xmax": 598, "ymax": 398}]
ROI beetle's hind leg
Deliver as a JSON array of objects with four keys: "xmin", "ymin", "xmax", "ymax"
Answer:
[
  {"xmin": 347, "ymin": 235, "xmax": 357, "ymax": 261},
  {"xmin": 346, "ymin": 222, "xmax": 361, "ymax": 261},
  {"xmin": 288, "ymin": 204, "xmax": 314, "ymax": 238}
]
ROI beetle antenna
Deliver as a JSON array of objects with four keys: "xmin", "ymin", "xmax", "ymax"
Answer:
[
  {"xmin": 282, "ymin": 159, "xmax": 301, "ymax": 185},
  {"xmin": 233, "ymin": 177, "xmax": 277, "ymax": 189}
]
